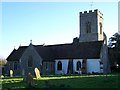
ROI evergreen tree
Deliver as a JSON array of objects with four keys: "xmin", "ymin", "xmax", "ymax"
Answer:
[{"xmin": 108, "ymin": 33, "xmax": 120, "ymax": 72}]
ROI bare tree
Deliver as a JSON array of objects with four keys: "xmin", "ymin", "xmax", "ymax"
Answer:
[
  {"xmin": 0, "ymin": 56, "xmax": 7, "ymax": 76},
  {"xmin": 0, "ymin": 56, "xmax": 7, "ymax": 68}
]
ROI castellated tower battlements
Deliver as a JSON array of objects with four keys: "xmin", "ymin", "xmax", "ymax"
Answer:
[
  {"xmin": 80, "ymin": 9, "xmax": 103, "ymax": 16},
  {"xmin": 79, "ymin": 9, "xmax": 104, "ymax": 42}
]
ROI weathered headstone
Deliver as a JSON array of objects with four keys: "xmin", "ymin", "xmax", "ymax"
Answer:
[
  {"xmin": 1, "ymin": 75, "xmax": 4, "ymax": 78},
  {"xmin": 34, "ymin": 68, "xmax": 41, "ymax": 79},
  {"xmin": 25, "ymin": 72, "xmax": 34, "ymax": 87},
  {"xmin": 10, "ymin": 70, "xmax": 13, "ymax": 77},
  {"xmin": 22, "ymin": 69, "xmax": 25, "ymax": 76},
  {"xmin": 79, "ymin": 68, "xmax": 82, "ymax": 75}
]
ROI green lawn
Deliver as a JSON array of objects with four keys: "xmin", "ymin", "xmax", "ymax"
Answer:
[{"xmin": 1, "ymin": 73, "xmax": 119, "ymax": 89}]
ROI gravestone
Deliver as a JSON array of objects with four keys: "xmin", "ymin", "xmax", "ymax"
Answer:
[
  {"xmin": 25, "ymin": 72, "xmax": 34, "ymax": 87},
  {"xmin": 22, "ymin": 69, "xmax": 25, "ymax": 76},
  {"xmin": 79, "ymin": 68, "xmax": 82, "ymax": 75},
  {"xmin": 34, "ymin": 68, "xmax": 41, "ymax": 79},
  {"xmin": 10, "ymin": 70, "xmax": 13, "ymax": 77}
]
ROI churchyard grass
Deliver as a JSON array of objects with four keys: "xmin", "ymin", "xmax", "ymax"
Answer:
[{"xmin": 1, "ymin": 73, "xmax": 119, "ymax": 89}]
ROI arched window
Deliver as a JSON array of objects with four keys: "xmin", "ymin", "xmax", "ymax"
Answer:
[
  {"xmin": 86, "ymin": 21, "xmax": 91, "ymax": 33},
  {"xmin": 99, "ymin": 23, "xmax": 102, "ymax": 34},
  {"xmin": 28, "ymin": 56, "xmax": 33, "ymax": 67},
  {"xmin": 57, "ymin": 61, "xmax": 62, "ymax": 70},
  {"xmin": 14, "ymin": 62, "xmax": 17, "ymax": 70},
  {"xmin": 76, "ymin": 61, "xmax": 81, "ymax": 70}
]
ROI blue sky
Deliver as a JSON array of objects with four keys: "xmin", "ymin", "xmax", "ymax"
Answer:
[{"xmin": 1, "ymin": 2, "xmax": 118, "ymax": 58}]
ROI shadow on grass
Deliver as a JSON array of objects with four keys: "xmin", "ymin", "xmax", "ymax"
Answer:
[
  {"xmin": 2, "ymin": 74, "xmax": 119, "ymax": 89},
  {"xmin": 34, "ymin": 75, "xmax": 118, "ymax": 88}
]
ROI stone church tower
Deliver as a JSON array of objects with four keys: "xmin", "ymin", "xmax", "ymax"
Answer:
[
  {"xmin": 79, "ymin": 9, "xmax": 104, "ymax": 42},
  {"xmin": 79, "ymin": 9, "xmax": 111, "ymax": 73}
]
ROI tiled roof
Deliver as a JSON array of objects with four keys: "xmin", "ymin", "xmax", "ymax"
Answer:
[
  {"xmin": 46, "ymin": 41, "xmax": 103, "ymax": 59},
  {"xmin": 34, "ymin": 45, "xmax": 55, "ymax": 61},
  {"xmin": 7, "ymin": 41, "xmax": 103, "ymax": 61},
  {"xmin": 7, "ymin": 46, "xmax": 28, "ymax": 61}
]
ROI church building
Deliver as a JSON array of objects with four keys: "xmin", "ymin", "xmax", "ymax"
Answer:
[{"xmin": 4, "ymin": 9, "xmax": 111, "ymax": 76}]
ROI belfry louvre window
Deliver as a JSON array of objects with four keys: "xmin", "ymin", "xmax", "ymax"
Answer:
[
  {"xmin": 28, "ymin": 56, "xmax": 33, "ymax": 67},
  {"xmin": 99, "ymin": 23, "xmax": 102, "ymax": 34},
  {"xmin": 76, "ymin": 61, "xmax": 81, "ymax": 70},
  {"xmin": 57, "ymin": 61, "xmax": 62, "ymax": 70},
  {"xmin": 86, "ymin": 21, "xmax": 91, "ymax": 33}
]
